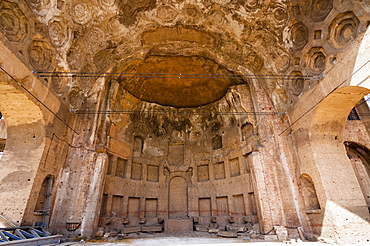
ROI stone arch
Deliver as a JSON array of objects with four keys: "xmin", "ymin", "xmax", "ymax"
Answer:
[
  {"xmin": 0, "ymin": 81, "xmax": 46, "ymax": 225},
  {"xmin": 309, "ymin": 87, "xmax": 370, "ymax": 196},
  {"xmin": 295, "ymin": 27, "xmax": 370, "ymax": 243},
  {"xmin": 308, "ymin": 85, "xmax": 370, "ymax": 242}
]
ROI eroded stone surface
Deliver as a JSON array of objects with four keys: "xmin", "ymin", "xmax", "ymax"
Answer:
[{"xmin": 0, "ymin": 0, "xmax": 369, "ymax": 245}]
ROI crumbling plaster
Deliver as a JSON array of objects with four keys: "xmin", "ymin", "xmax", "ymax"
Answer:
[{"xmin": 0, "ymin": 0, "xmax": 369, "ymax": 244}]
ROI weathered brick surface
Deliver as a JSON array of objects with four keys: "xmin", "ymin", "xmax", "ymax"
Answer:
[{"xmin": 0, "ymin": 1, "xmax": 370, "ymax": 244}]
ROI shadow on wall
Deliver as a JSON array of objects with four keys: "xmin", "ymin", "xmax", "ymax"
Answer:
[{"xmin": 0, "ymin": 112, "xmax": 6, "ymax": 158}]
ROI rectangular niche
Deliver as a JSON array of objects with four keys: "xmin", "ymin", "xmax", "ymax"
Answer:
[
  {"xmin": 247, "ymin": 192, "xmax": 257, "ymax": 216},
  {"xmin": 128, "ymin": 197, "xmax": 140, "ymax": 218},
  {"xmin": 147, "ymin": 165, "xmax": 159, "ymax": 182},
  {"xmin": 199, "ymin": 198, "xmax": 212, "ymax": 217},
  {"xmin": 214, "ymin": 161, "xmax": 226, "ymax": 180},
  {"xmin": 168, "ymin": 143, "xmax": 184, "ymax": 165},
  {"xmin": 233, "ymin": 194, "xmax": 245, "ymax": 216},
  {"xmin": 100, "ymin": 193, "xmax": 109, "ymax": 217},
  {"xmin": 197, "ymin": 165, "xmax": 209, "ymax": 182},
  {"xmin": 131, "ymin": 162, "xmax": 142, "ymax": 180},
  {"xmin": 216, "ymin": 196, "xmax": 229, "ymax": 216},
  {"xmin": 133, "ymin": 136, "xmax": 143, "ymax": 158},
  {"xmin": 243, "ymin": 153, "xmax": 251, "ymax": 173},
  {"xmin": 116, "ymin": 158, "xmax": 127, "ymax": 178},
  {"xmin": 111, "ymin": 195, "xmax": 124, "ymax": 217},
  {"xmin": 106, "ymin": 155, "xmax": 115, "ymax": 175},
  {"xmin": 145, "ymin": 198, "xmax": 158, "ymax": 218},
  {"xmin": 229, "ymin": 158, "xmax": 241, "ymax": 177}
]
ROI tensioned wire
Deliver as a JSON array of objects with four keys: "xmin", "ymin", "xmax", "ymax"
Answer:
[{"xmin": 34, "ymin": 71, "xmax": 322, "ymax": 80}]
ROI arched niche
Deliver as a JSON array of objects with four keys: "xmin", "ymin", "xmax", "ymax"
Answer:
[
  {"xmin": 133, "ymin": 136, "xmax": 144, "ymax": 158},
  {"xmin": 34, "ymin": 175, "xmax": 54, "ymax": 230},
  {"xmin": 300, "ymin": 174, "xmax": 321, "ymax": 211},
  {"xmin": 168, "ymin": 176, "xmax": 188, "ymax": 219},
  {"xmin": 241, "ymin": 122, "xmax": 254, "ymax": 141}
]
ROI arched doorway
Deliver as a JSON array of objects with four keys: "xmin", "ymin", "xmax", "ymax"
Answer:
[
  {"xmin": 345, "ymin": 142, "xmax": 370, "ymax": 212},
  {"xmin": 168, "ymin": 177, "xmax": 188, "ymax": 219},
  {"xmin": 288, "ymin": 25, "xmax": 370, "ymax": 243},
  {"xmin": 306, "ymin": 85, "xmax": 370, "ymax": 242}
]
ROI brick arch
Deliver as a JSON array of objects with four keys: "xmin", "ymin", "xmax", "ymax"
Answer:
[
  {"xmin": 307, "ymin": 86, "xmax": 370, "ymax": 242},
  {"xmin": 295, "ymin": 26, "xmax": 370, "ymax": 243},
  {"xmin": 0, "ymin": 81, "xmax": 46, "ymax": 226}
]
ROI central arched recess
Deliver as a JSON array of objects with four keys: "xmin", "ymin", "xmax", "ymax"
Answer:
[{"xmin": 169, "ymin": 177, "xmax": 188, "ymax": 219}]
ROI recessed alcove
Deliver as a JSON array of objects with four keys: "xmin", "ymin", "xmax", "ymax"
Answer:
[{"xmin": 99, "ymin": 78, "xmax": 259, "ymax": 234}]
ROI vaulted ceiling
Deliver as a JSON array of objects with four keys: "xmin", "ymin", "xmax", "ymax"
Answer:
[{"xmin": 0, "ymin": 0, "xmax": 368, "ymax": 109}]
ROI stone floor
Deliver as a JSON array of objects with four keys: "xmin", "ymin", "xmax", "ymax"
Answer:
[{"xmin": 66, "ymin": 237, "xmax": 351, "ymax": 246}]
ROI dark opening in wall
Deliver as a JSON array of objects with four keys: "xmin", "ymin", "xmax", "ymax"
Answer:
[
  {"xmin": 347, "ymin": 108, "xmax": 360, "ymax": 120},
  {"xmin": 100, "ymin": 194, "xmax": 108, "ymax": 217},
  {"xmin": 241, "ymin": 123, "xmax": 253, "ymax": 141},
  {"xmin": 106, "ymin": 154, "xmax": 114, "ymax": 175},
  {"xmin": 212, "ymin": 135, "xmax": 222, "ymax": 150}
]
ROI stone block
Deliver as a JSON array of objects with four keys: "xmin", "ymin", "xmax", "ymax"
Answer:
[
  {"xmin": 95, "ymin": 230, "xmax": 104, "ymax": 237},
  {"xmin": 218, "ymin": 225, "xmax": 226, "ymax": 231},
  {"xmin": 122, "ymin": 226, "xmax": 141, "ymax": 234},
  {"xmin": 264, "ymin": 235, "xmax": 278, "ymax": 241},
  {"xmin": 252, "ymin": 223, "xmax": 260, "ymax": 231},
  {"xmin": 226, "ymin": 224, "xmax": 245, "ymax": 232},
  {"xmin": 165, "ymin": 219, "xmax": 193, "ymax": 234},
  {"xmin": 209, "ymin": 223, "xmax": 218, "ymax": 229},
  {"xmin": 195, "ymin": 225, "xmax": 208, "ymax": 232},
  {"xmin": 274, "ymin": 226, "xmax": 288, "ymax": 242},
  {"xmin": 208, "ymin": 228, "xmax": 219, "ymax": 233},
  {"xmin": 141, "ymin": 226, "xmax": 163, "ymax": 232},
  {"xmin": 218, "ymin": 231, "xmax": 238, "ymax": 238}
]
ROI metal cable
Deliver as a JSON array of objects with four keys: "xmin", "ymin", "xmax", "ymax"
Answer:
[
  {"xmin": 34, "ymin": 71, "xmax": 322, "ymax": 81},
  {"xmin": 71, "ymin": 110, "xmax": 277, "ymax": 116},
  {"xmin": 0, "ymin": 66, "xmax": 79, "ymax": 135}
]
